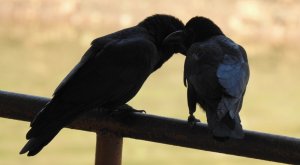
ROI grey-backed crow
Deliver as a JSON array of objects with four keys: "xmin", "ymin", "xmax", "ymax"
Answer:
[{"xmin": 164, "ymin": 16, "xmax": 249, "ymax": 139}]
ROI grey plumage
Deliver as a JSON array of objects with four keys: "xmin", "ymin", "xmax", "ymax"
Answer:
[
  {"xmin": 164, "ymin": 16, "xmax": 250, "ymax": 139},
  {"xmin": 185, "ymin": 34, "xmax": 249, "ymax": 139}
]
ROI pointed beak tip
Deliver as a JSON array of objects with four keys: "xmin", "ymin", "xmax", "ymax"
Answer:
[{"xmin": 163, "ymin": 30, "xmax": 185, "ymax": 45}]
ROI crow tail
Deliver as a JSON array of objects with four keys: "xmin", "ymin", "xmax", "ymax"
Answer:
[
  {"xmin": 20, "ymin": 99, "xmax": 81, "ymax": 156},
  {"xmin": 19, "ymin": 128, "xmax": 60, "ymax": 156}
]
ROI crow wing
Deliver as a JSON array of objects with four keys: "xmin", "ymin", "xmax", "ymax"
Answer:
[
  {"xmin": 30, "ymin": 38, "xmax": 156, "ymax": 132},
  {"xmin": 54, "ymin": 38, "xmax": 156, "ymax": 104},
  {"xmin": 216, "ymin": 44, "xmax": 249, "ymax": 120},
  {"xmin": 216, "ymin": 47, "xmax": 249, "ymax": 98},
  {"xmin": 22, "ymin": 38, "xmax": 157, "ymax": 156}
]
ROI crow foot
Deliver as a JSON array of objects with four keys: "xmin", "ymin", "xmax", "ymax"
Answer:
[
  {"xmin": 188, "ymin": 115, "xmax": 200, "ymax": 127},
  {"xmin": 115, "ymin": 104, "xmax": 146, "ymax": 114},
  {"xmin": 108, "ymin": 105, "xmax": 146, "ymax": 118}
]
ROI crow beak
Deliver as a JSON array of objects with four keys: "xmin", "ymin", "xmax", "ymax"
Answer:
[
  {"xmin": 163, "ymin": 30, "xmax": 185, "ymax": 45},
  {"xmin": 163, "ymin": 30, "xmax": 187, "ymax": 54}
]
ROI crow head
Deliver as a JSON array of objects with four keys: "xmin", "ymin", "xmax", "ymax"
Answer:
[
  {"xmin": 185, "ymin": 16, "xmax": 224, "ymax": 47},
  {"xmin": 138, "ymin": 14, "xmax": 184, "ymax": 47},
  {"xmin": 139, "ymin": 14, "xmax": 184, "ymax": 70}
]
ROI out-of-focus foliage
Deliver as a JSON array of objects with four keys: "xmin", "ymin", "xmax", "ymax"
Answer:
[{"xmin": 0, "ymin": 0, "xmax": 299, "ymax": 164}]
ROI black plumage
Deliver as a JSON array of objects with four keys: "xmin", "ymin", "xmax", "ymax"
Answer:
[
  {"xmin": 20, "ymin": 14, "xmax": 184, "ymax": 156},
  {"xmin": 164, "ymin": 17, "xmax": 249, "ymax": 139}
]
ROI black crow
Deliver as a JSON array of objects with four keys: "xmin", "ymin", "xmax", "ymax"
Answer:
[
  {"xmin": 20, "ymin": 14, "xmax": 184, "ymax": 156},
  {"xmin": 164, "ymin": 17, "xmax": 249, "ymax": 139}
]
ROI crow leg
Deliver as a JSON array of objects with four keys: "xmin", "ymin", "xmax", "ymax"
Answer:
[{"xmin": 187, "ymin": 86, "xmax": 200, "ymax": 126}]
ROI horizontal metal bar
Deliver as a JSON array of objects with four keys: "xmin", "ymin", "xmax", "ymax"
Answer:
[{"xmin": 0, "ymin": 90, "xmax": 299, "ymax": 164}]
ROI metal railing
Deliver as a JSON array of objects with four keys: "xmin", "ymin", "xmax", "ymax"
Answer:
[{"xmin": 0, "ymin": 90, "xmax": 300, "ymax": 164}]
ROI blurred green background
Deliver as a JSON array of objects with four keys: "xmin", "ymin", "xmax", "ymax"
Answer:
[{"xmin": 1, "ymin": 0, "xmax": 300, "ymax": 164}]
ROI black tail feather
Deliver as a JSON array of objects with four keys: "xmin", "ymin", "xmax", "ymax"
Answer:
[
  {"xmin": 207, "ymin": 111, "xmax": 244, "ymax": 139},
  {"xmin": 20, "ymin": 99, "xmax": 83, "ymax": 156},
  {"xmin": 20, "ymin": 129, "xmax": 59, "ymax": 156}
]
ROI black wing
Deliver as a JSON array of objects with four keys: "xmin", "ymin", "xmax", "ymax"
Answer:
[
  {"xmin": 31, "ymin": 38, "xmax": 156, "ymax": 127},
  {"xmin": 57, "ymin": 38, "xmax": 155, "ymax": 103},
  {"xmin": 216, "ymin": 49, "xmax": 249, "ymax": 98},
  {"xmin": 21, "ymin": 38, "xmax": 156, "ymax": 156},
  {"xmin": 216, "ymin": 45, "xmax": 249, "ymax": 118},
  {"xmin": 213, "ymin": 44, "xmax": 249, "ymax": 138}
]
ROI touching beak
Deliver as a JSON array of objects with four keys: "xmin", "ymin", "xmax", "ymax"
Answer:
[
  {"xmin": 163, "ymin": 30, "xmax": 187, "ymax": 54},
  {"xmin": 163, "ymin": 30, "xmax": 185, "ymax": 45}
]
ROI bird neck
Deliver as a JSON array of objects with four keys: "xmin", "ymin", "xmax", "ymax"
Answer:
[
  {"xmin": 138, "ymin": 14, "xmax": 184, "ymax": 48},
  {"xmin": 138, "ymin": 14, "xmax": 184, "ymax": 70}
]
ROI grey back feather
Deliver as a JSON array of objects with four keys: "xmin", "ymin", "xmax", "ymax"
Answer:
[{"xmin": 216, "ymin": 36, "xmax": 249, "ymax": 98}]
